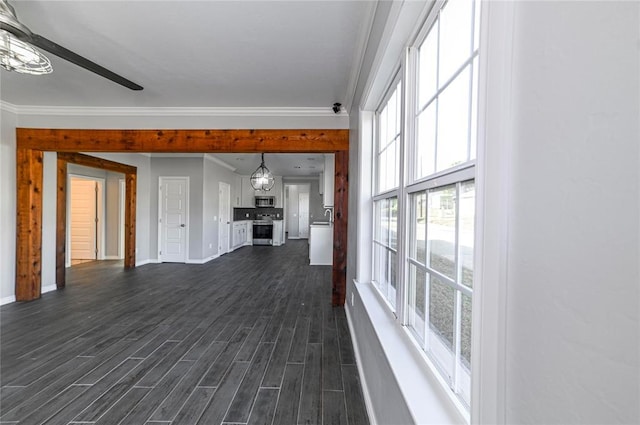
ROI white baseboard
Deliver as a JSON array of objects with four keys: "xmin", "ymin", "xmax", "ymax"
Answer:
[
  {"xmin": 186, "ymin": 254, "xmax": 219, "ymax": 264},
  {"xmin": 135, "ymin": 259, "xmax": 160, "ymax": 267},
  {"xmin": 41, "ymin": 284, "xmax": 57, "ymax": 294},
  {"xmin": 0, "ymin": 295, "xmax": 16, "ymax": 306},
  {"xmin": 104, "ymin": 255, "xmax": 121, "ymax": 260},
  {"xmin": 345, "ymin": 298, "xmax": 378, "ymax": 425},
  {"xmin": 288, "ymin": 236, "xmax": 300, "ymax": 240}
]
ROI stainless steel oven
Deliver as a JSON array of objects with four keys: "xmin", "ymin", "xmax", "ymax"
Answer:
[{"xmin": 253, "ymin": 216, "xmax": 273, "ymax": 245}]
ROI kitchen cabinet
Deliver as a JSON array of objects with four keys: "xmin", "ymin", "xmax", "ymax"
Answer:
[
  {"xmin": 323, "ymin": 154, "xmax": 334, "ymax": 207},
  {"xmin": 273, "ymin": 220, "xmax": 284, "ymax": 246},
  {"xmin": 232, "ymin": 220, "xmax": 253, "ymax": 249},
  {"xmin": 240, "ymin": 177, "xmax": 254, "ymax": 208},
  {"xmin": 309, "ymin": 223, "xmax": 333, "ymax": 265}
]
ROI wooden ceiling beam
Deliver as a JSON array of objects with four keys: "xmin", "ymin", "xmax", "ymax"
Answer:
[{"xmin": 16, "ymin": 129, "xmax": 349, "ymax": 153}]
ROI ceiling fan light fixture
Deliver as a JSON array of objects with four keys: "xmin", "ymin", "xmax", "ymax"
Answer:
[
  {"xmin": 0, "ymin": 29, "xmax": 51, "ymax": 74},
  {"xmin": 250, "ymin": 153, "xmax": 275, "ymax": 191}
]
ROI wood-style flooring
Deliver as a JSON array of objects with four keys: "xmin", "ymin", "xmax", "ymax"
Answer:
[{"xmin": 0, "ymin": 240, "xmax": 369, "ymax": 425}]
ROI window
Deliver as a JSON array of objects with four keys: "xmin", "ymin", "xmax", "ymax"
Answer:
[
  {"xmin": 370, "ymin": 0, "xmax": 480, "ymax": 411},
  {"xmin": 414, "ymin": 0, "xmax": 480, "ymax": 181},
  {"xmin": 372, "ymin": 80, "xmax": 402, "ymax": 310}
]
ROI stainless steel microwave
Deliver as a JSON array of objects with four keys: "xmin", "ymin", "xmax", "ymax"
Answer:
[{"xmin": 255, "ymin": 196, "xmax": 275, "ymax": 208}]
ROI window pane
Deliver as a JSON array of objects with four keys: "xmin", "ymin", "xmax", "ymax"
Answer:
[
  {"xmin": 411, "ymin": 192, "xmax": 427, "ymax": 264},
  {"xmin": 387, "ymin": 90, "xmax": 397, "ymax": 143},
  {"xmin": 380, "ymin": 199, "xmax": 389, "ymax": 246},
  {"xmin": 374, "ymin": 200, "xmax": 382, "ymax": 243},
  {"xmin": 418, "ymin": 23, "xmax": 438, "ymax": 107},
  {"xmin": 460, "ymin": 292, "xmax": 472, "ymax": 369},
  {"xmin": 415, "ymin": 101, "xmax": 436, "ymax": 180},
  {"xmin": 436, "ymin": 66, "xmax": 470, "ymax": 172},
  {"xmin": 389, "ymin": 251, "xmax": 397, "ymax": 305},
  {"xmin": 408, "ymin": 264, "xmax": 427, "ymax": 342},
  {"xmin": 427, "ymin": 185, "xmax": 456, "ymax": 279},
  {"xmin": 374, "ymin": 244, "xmax": 387, "ymax": 294},
  {"xmin": 429, "ymin": 274, "xmax": 455, "ymax": 350},
  {"xmin": 459, "ymin": 181, "xmax": 475, "ymax": 288},
  {"xmin": 389, "ymin": 197, "xmax": 398, "ymax": 250},
  {"xmin": 439, "ymin": 0, "xmax": 473, "ymax": 85}
]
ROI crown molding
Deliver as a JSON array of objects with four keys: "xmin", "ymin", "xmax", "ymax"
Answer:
[
  {"xmin": 345, "ymin": 0, "xmax": 378, "ymax": 114},
  {"xmin": 0, "ymin": 101, "xmax": 348, "ymax": 118},
  {"xmin": 0, "ymin": 101, "xmax": 18, "ymax": 114}
]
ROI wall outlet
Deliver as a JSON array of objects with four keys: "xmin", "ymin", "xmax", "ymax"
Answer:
[
  {"xmin": 246, "ymin": 213, "xmax": 250, "ymax": 218},
  {"xmin": 351, "ymin": 292, "xmax": 354, "ymax": 306},
  {"xmin": 276, "ymin": 213, "xmax": 280, "ymax": 218},
  {"xmin": 209, "ymin": 243, "xmax": 212, "ymax": 249}
]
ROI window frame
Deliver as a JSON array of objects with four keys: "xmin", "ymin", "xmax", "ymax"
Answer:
[
  {"xmin": 371, "ymin": 72, "xmax": 404, "ymax": 312},
  {"xmin": 369, "ymin": 0, "xmax": 481, "ymax": 413}
]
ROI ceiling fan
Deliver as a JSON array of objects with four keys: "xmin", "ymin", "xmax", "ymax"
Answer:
[{"xmin": 0, "ymin": 0, "xmax": 143, "ymax": 90}]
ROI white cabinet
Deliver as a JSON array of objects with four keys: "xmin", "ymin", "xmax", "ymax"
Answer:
[
  {"xmin": 232, "ymin": 220, "xmax": 253, "ymax": 249},
  {"xmin": 309, "ymin": 224, "xmax": 333, "ymax": 265},
  {"xmin": 273, "ymin": 220, "xmax": 284, "ymax": 246},
  {"xmin": 323, "ymin": 154, "xmax": 334, "ymax": 207},
  {"xmin": 240, "ymin": 176, "xmax": 254, "ymax": 207}
]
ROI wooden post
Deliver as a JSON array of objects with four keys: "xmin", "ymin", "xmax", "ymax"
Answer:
[
  {"xmin": 15, "ymin": 148, "xmax": 44, "ymax": 301},
  {"xmin": 332, "ymin": 150, "xmax": 348, "ymax": 306},
  {"xmin": 124, "ymin": 172, "xmax": 137, "ymax": 268},
  {"xmin": 56, "ymin": 157, "xmax": 67, "ymax": 288}
]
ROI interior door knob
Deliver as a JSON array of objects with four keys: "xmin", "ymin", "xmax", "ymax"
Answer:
[{"xmin": 180, "ymin": 224, "xmax": 185, "ymax": 227}]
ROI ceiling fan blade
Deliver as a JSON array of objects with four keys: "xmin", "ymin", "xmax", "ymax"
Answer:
[{"xmin": 29, "ymin": 33, "xmax": 143, "ymax": 91}]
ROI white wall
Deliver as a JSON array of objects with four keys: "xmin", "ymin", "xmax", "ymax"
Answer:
[
  {"xmin": 0, "ymin": 108, "xmax": 17, "ymax": 304},
  {"xmin": 203, "ymin": 156, "xmax": 237, "ymax": 259},
  {"xmin": 497, "ymin": 2, "xmax": 639, "ymax": 423}
]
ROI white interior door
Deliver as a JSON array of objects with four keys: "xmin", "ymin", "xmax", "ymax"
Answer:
[
  {"xmin": 160, "ymin": 177, "xmax": 188, "ymax": 263},
  {"xmin": 70, "ymin": 178, "xmax": 98, "ymax": 260},
  {"xmin": 219, "ymin": 182, "xmax": 231, "ymax": 255},
  {"xmin": 298, "ymin": 192, "xmax": 309, "ymax": 239}
]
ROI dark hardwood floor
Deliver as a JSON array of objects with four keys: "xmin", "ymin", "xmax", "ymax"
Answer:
[{"xmin": 0, "ymin": 240, "xmax": 369, "ymax": 425}]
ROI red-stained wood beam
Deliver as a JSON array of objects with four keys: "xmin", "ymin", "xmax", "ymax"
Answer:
[
  {"xmin": 56, "ymin": 157, "xmax": 67, "ymax": 289},
  {"xmin": 16, "ymin": 128, "xmax": 349, "ymax": 153},
  {"xmin": 16, "ymin": 148, "xmax": 43, "ymax": 301},
  {"xmin": 332, "ymin": 150, "xmax": 348, "ymax": 306}
]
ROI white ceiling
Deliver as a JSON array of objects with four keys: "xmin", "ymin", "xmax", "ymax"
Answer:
[
  {"xmin": 212, "ymin": 153, "xmax": 325, "ymax": 176},
  {"xmin": 0, "ymin": 0, "xmax": 374, "ymax": 109},
  {"xmin": 150, "ymin": 153, "xmax": 325, "ymax": 177}
]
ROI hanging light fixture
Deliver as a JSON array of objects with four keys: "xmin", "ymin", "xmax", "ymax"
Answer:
[
  {"xmin": 250, "ymin": 153, "xmax": 275, "ymax": 191},
  {"xmin": 0, "ymin": 0, "xmax": 52, "ymax": 74}
]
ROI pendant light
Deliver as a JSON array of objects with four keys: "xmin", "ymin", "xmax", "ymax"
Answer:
[
  {"xmin": 250, "ymin": 153, "xmax": 275, "ymax": 191},
  {"xmin": 0, "ymin": 1, "xmax": 52, "ymax": 74}
]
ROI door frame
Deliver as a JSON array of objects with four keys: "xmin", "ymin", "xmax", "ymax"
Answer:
[
  {"xmin": 66, "ymin": 174, "xmax": 106, "ymax": 266},
  {"xmin": 158, "ymin": 176, "xmax": 190, "ymax": 263},
  {"xmin": 15, "ymin": 129, "xmax": 348, "ymax": 305},
  {"xmin": 218, "ymin": 181, "xmax": 231, "ymax": 256}
]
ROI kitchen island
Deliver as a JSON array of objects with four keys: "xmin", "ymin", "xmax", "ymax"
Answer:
[{"xmin": 309, "ymin": 222, "xmax": 333, "ymax": 265}]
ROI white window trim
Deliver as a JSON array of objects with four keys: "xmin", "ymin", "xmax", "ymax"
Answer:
[{"xmin": 352, "ymin": 1, "xmax": 516, "ymax": 424}]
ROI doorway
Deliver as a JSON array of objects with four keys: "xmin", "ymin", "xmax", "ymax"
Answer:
[
  {"xmin": 67, "ymin": 175, "xmax": 105, "ymax": 266},
  {"xmin": 284, "ymin": 183, "xmax": 310, "ymax": 239},
  {"xmin": 158, "ymin": 176, "xmax": 189, "ymax": 263},
  {"xmin": 219, "ymin": 181, "xmax": 231, "ymax": 255}
]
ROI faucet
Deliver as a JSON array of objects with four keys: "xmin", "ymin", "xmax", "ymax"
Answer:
[{"xmin": 324, "ymin": 208, "xmax": 333, "ymax": 223}]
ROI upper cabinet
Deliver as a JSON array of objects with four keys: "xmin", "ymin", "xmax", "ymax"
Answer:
[
  {"xmin": 240, "ymin": 176, "xmax": 255, "ymax": 207},
  {"xmin": 323, "ymin": 154, "xmax": 334, "ymax": 207}
]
